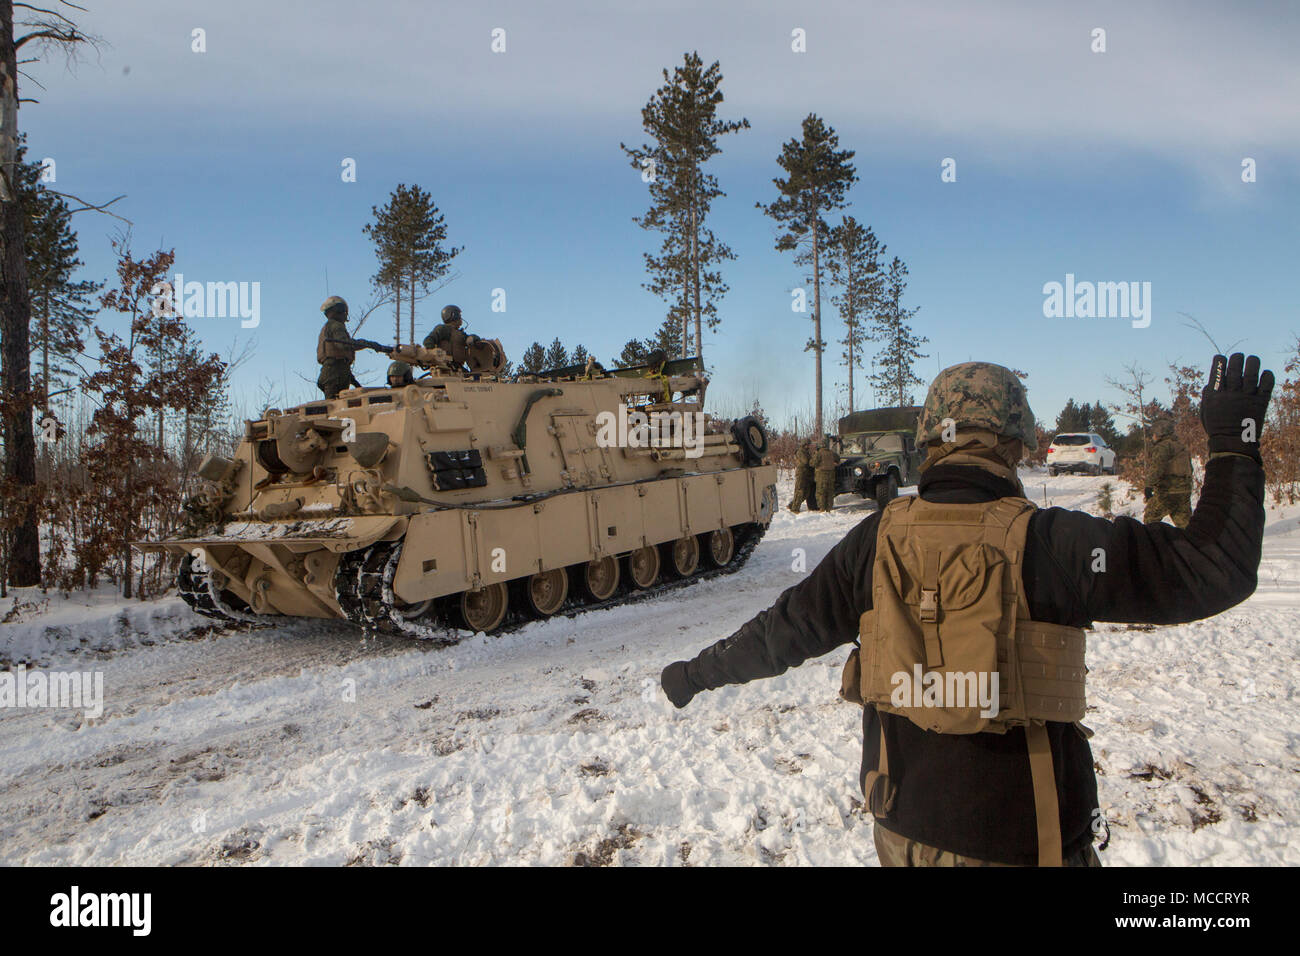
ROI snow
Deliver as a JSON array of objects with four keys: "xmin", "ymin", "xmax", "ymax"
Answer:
[{"xmin": 0, "ymin": 468, "xmax": 1296, "ymax": 866}]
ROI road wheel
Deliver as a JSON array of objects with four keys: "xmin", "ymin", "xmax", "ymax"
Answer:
[
  {"xmin": 516, "ymin": 568, "xmax": 568, "ymax": 617},
  {"xmin": 456, "ymin": 582, "xmax": 509, "ymax": 633},
  {"xmin": 875, "ymin": 472, "xmax": 899, "ymax": 511},
  {"xmin": 626, "ymin": 546, "xmax": 660, "ymax": 589},
  {"xmin": 704, "ymin": 527, "xmax": 736, "ymax": 568},
  {"xmin": 664, "ymin": 535, "xmax": 700, "ymax": 577},
  {"xmin": 579, "ymin": 555, "xmax": 620, "ymax": 602},
  {"xmin": 1048, "ymin": 466, "xmax": 1058, "ymax": 477}
]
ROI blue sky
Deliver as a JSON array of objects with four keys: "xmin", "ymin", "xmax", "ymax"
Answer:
[{"xmin": 21, "ymin": 0, "xmax": 1300, "ymax": 431}]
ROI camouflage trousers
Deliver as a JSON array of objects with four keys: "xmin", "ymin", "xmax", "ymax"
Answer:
[
  {"xmin": 1145, "ymin": 486, "xmax": 1192, "ymax": 529},
  {"xmin": 815, "ymin": 471, "xmax": 836, "ymax": 511},
  {"xmin": 789, "ymin": 468, "xmax": 815, "ymax": 512},
  {"xmin": 873, "ymin": 824, "xmax": 1101, "ymax": 868},
  {"xmin": 317, "ymin": 360, "xmax": 352, "ymax": 400}
]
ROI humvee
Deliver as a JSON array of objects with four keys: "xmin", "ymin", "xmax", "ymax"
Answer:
[{"xmin": 832, "ymin": 406, "xmax": 924, "ymax": 510}]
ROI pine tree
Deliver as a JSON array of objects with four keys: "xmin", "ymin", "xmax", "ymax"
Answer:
[
  {"xmin": 363, "ymin": 184, "xmax": 461, "ymax": 345},
  {"xmin": 17, "ymin": 150, "xmax": 100, "ymax": 408},
  {"xmin": 543, "ymin": 338, "xmax": 568, "ymax": 370},
  {"xmin": 571, "ymin": 344, "xmax": 590, "ymax": 367},
  {"xmin": 868, "ymin": 257, "xmax": 927, "ymax": 407},
  {"xmin": 826, "ymin": 216, "xmax": 884, "ymax": 413},
  {"xmin": 622, "ymin": 52, "xmax": 748, "ymax": 365},
  {"xmin": 1055, "ymin": 398, "xmax": 1090, "ymax": 433},
  {"xmin": 757, "ymin": 114, "xmax": 858, "ymax": 436},
  {"xmin": 615, "ymin": 340, "xmax": 649, "ymax": 367},
  {"xmin": 520, "ymin": 342, "xmax": 546, "ymax": 374}
]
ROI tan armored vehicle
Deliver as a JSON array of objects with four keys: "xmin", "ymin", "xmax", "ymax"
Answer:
[{"xmin": 142, "ymin": 342, "xmax": 777, "ymax": 641}]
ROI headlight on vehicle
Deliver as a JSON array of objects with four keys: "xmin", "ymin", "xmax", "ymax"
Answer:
[{"xmin": 853, "ymin": 466, "xmax": 864, "ymax": 477}]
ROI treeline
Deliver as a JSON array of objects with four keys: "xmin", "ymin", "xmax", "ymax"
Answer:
[
  {"xmin": 619, "ymin": 53, "xmax": 925, "ymax": 438},
  {"xmin": 0, "ymin": 150, "xmax": 234, "ymax": 598},
  {"xmin": 1025, "ymin": 351, "xmax": 1300, "ymax": 505}
]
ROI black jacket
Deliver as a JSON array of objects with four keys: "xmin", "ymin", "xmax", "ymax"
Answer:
[{"xmin": 678, "ymin": 455, "xmax": 1265, "ymax": 864}]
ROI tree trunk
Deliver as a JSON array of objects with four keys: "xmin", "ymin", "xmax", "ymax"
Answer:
[
  {"xmin": 846, "ymin": 263, "xmax": 855, "ymax": 413},
  {"xmin": 394, "ymin": 282, "xmax": 401, "ymax": 346},
  {"xmin": 681, "ymin": 221, "xmax": 690, "ymax": 358},
  {"xmin": 408, "ymin": 272, "xmax": 415, "ymax": 346},
  {"xmin": 40, "ymin": 288, "xmax": 49, "ymax": 477},
  {"xmin": 690, "ymin": 189, "xmax": 701, "ymax": 362},
  {"xmin": 812, "ymin": 225, "xmax": 823, "ymax": 438},
  {"xmin": 0, "ymin": 2, "xmax": 40, "ymax": 587}
]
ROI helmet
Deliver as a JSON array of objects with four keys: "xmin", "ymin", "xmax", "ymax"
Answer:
[
  {"xmin": 387, "ymin": 361, "xmax": 414, "ymax": 387},
  {"xmin": 320, "ymin": 295, "xmax": 348, "ymax": 316},
  {"xmin": 1152, "ymin": 412, "xmax": 1175, "ymax": 437},
  {"xmin": 916, "ymin": 361, "xmax": 1037, "ymax": 451},
  {"xmin": 441, "ymin": 304, "xmax": 462, "ymax": 323}
]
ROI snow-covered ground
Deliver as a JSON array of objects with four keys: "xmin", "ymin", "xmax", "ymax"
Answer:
[{"xmin": 1, "ymin": 468, "xmax": 1296, "ymax": 866}]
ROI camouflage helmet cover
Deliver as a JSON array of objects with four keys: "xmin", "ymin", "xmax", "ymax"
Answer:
[
  {"xmin": 320, "ymin": 295, "xmax": 348, "ymax": 315},
  {"xmin": 916, "ymin": 361, "xmax": 1037, "ymax": 451},
  {"xmin": 441, "ymin": 304, "xmax": 462, "ymax": 322}
]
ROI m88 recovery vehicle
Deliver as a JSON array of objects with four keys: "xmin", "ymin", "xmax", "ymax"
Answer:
[
  {"xmin": 833, "ymin": 406, "xmax": 924, "ymax": 510},
  {"xmin": 141, "ymin": 343, "xmax": 777, "ymax": 642}
]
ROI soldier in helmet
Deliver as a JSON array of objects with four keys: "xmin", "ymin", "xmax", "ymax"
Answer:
[
  {"xmin": 423, "ymin": 304, "xmax": 470, "ymax": 369},
  {"xmin": 387, "ymin": 360, "xmax": 415, "ymax": 389},
  {"xmin": 316, "ymin": 296, "xmax": 357, "ymax": 399},
  {"xmin": 662, "ymin": 353, "xmax": 1273, "ymax": 867},
  {"xmin": 789, "ymin": 440, "xmax": 815, "ymax": 513},
  {"xmin": 1145, "ymin": 413, "xmax": 1193, "ymax": 528},
  {"xmin": 814, "ymin": 437, "xmax": 839, "ymax": 511}
]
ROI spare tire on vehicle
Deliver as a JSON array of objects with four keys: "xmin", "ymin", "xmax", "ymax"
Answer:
[{"xmin": 731, "ymin": 416, "xmax": 768, "ymax": 465}]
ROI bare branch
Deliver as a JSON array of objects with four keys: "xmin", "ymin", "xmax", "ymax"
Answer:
[
  {"xmin": 14, "ymin": 4, "xmax": 87, "ymax": 31},
  {"xmin": 1177, "ymin": 312, "xmax": 1244, "ymax": 355},
  {"xmin": 45, "ymin": 189, "xmax": 131, "ymax": 224},
  {"xmin": 348, "ymin": 291, "xmax": 397, "ymax": 337},
  {"xmin": 15, "ymin": 28, "xmax": 84, "ymax": 50}
]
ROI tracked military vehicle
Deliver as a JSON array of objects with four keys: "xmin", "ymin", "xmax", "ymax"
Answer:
[{"xmin": 141, "ymin": 342, "xmax": 777, "ymax": 642}]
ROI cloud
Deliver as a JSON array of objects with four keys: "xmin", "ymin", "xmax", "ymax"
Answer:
[{"xmin": 28, "ymin": 0, "xmax": 1300, "ymax": 167}]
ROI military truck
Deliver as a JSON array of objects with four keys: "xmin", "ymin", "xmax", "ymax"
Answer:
[
  {"xmin": 832, "ymin": 406, "xmax": 924, "ymax": 510},
  {"xmin": 139, "ymin": 343, "xmax": 777, "ymax": 642}
]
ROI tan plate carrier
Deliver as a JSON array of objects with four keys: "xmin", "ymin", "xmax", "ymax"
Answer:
[{"xmin": 841, "ymin": 496, "xmax": 1087, "ymax": 866}]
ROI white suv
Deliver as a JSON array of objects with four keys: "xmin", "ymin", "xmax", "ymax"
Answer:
[{"xmin": 1046, "ymin": 433, "xmax": 1116, "ymax": 476}]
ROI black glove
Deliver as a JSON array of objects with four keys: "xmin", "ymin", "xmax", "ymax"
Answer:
[
  {"xmin": 1200, "ymin": 353, "xmax": 1274, "ymax": 463},
  {"xmin": 660, "ymin": 661, "xmax": 697, "ymax": 709},
  {"xmin": 1144, "ymin": 487, "xmax": 1153, "ymax": 501}
]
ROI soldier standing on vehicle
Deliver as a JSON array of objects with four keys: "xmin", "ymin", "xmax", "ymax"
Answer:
[
  {"xmin": 790, "ymin": 441, "xmax": 814, "ymax": 513},
  {"xmin": 423, "ymin": 304, "xmax": 470, "ymax": 369},
  {"xmin": 661, "ymin": 354, "xmax": 1272, "ymax": 867},
  {"xmin": 814, "ymin": 438, "xmax": 839, "ymax": 511},
  {"xmin": 316, "ymin": 296, "xmax": 357, "ymax": 399},
  {"xmin": 1145, "ymin": 415, "xmax": 1193, "ymax": 528}
]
